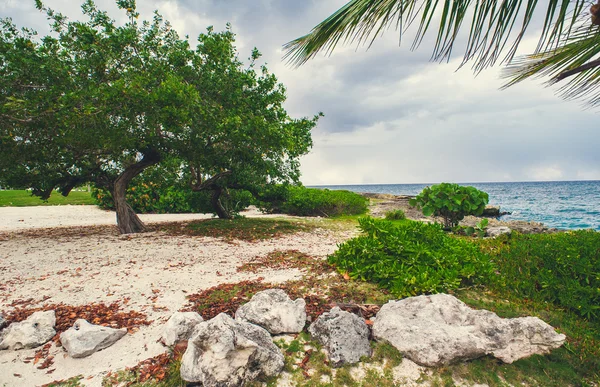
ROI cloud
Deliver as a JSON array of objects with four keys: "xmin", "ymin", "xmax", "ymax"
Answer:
[{"xmin": 5, "ymin": 0, "xmax": 600, "ymax": 185}]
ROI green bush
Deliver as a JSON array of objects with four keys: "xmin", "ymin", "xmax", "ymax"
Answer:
[
  {"xmin": 329, "ymin": 217, "xmax": 495, "ymax": 297},
  {"xmin": 384, "ymin": 209, "xmax": 406, "ymax": 220},
  {"xmin": 480, "ymin": 230, "xmax": 600, "ymax": 320},
  {"xmin": 409, "ymin": 183, "xmax": 489, "ymax": 228},
  {"xmin": 259, "ymin": 186, "xmax": 368, "ymax": 217}
]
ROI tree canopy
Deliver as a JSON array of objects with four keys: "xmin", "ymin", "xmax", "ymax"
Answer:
[
  {"xmin": 284, "ymin": 0, "xmax": 600, "ymax": 106},
  {"xmin": 0, "ymin": 0, "xmax": 319, "ymax": 233}
]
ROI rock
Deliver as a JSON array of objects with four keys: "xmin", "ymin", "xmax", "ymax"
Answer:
[
  {"xmin": 60, "ymin": 319, "xmax": 127, "ymax": 358},
  {"xmin": 0, "ymin": 313, "xmax": 6, "ymax": 330},
  {"xmin": 373, "ymin": 294, "xmax": 565, "ymax": 367},
  {"xmin": 235, "ymin": 289, "xmax": 306, "ymax": 334},
  {"xmin": 161, "ymin": 312, "xmax": 203, "ymax": 346},
  {"xmin": 486, "ymin": 226, "xmax": 512, "ymax": 238},
  {"xmin": 482, "ymin": 206, "xmax": 501, "ymax": 217},
  {"xmin": 180, "ymin": 313, "xmax": 284, "ymax": 385},
  {"xmin": 0, "ymin": 311, "xmax": 56, "ymax": 350},
  {"xmin": 308, "ymin": 307, "xmax": 371, "ymax": 367}
]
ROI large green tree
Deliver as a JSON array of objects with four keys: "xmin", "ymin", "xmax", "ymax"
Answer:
[
  {"xmin": 0, "ymin": 0, "xmax": 318, "ymax": 233},
  {"xmin": 284, "ymin": 0, "xmax": 600, "ymax": 105}
]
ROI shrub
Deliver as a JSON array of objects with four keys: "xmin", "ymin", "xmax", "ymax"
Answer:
[
  {"xmin": 259, "ymin": 186, "xmax": 368, "ymax": 217},
  {"xmin": 480, "ymin": 230, "xmax": 600, "ymax": 320},
  {"xmin": 328, "ymin": 217, "xmax": 495, "ymax": 297},
  {"xmin": 409, "ymin": 183, "xmax": 489, "ymax": 228},
  {"xmin": 384, "ymin": 209, "xmax": 406, "ymax": 220}
]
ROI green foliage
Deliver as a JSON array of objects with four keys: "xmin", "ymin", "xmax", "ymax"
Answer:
[
  {"xmin": 92, "ymin": 162, "xmax": 253, "ymax": 216},
  {"xmin": 0, "ymin": 2, "xmax": 318, "ymax": 231},
  {"xmin": 409, "ymin": 183, "xmax": 489, "ymax": 228},
  {"xmin": 463, "ymin": 218, "xmax": 489, "ymax": 238},
  {"xmin": 259, "ymin": 186, "xmax": 368, "ymax": 217},
  {"xmin": 329, "ymin": 217, "xmax": 495, "ymax": 297},
  {"xmin": 0, "ymin": 189, "xmax": 94, "ymax": 206},
  {"xmin": 480, "ymin": 230, "xmax": 600, "ymax": 320},
  {"xmin": 384, "ymin": 209, "xmax": 406, "ymax": 221}
]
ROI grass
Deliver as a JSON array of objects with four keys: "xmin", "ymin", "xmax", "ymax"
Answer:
[
  {"xmin": 179, "ymin": 217, "xmax": 316, "ymax": 242},
  {"xmin": 0, "ymin": 190, "xmax": 95, "ymax": 206}
]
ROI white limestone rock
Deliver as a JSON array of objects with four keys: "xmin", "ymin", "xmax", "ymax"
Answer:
[
  {"xmin": 161, "ymin": 312, "xmax": 203, "ymax": 346},
  {"xmin": 60, "ymin": 319, "xmax": 127, "ymax": 358},
  {"xmin": 308, "ymin": 307, "xmax": 371, "ymax": 367},
  {"xmin": 486, "ymin": 226, "xmax": 512, "ymax": 238},
  {"xmin": 0, "ymin": 310, "xmax": 56, "ymax": 350},
  {"xmin": 235, "ymin": 289, "xmax": 306, "ymax": 334},
  {"xmin": 373, "ymin": 294, "xmax": 565, "ymax": 367},
  {"xmin": 180, "ymin": 313, "xmax": 284, "ymax": 385}
]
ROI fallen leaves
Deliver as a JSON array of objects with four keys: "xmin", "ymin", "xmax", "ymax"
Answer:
[
  {"xmin": 236, "ymin": 249, "xmax": 334, "ymax": 274},
  {"xmin": 5, "ymin": 301, "xmax": 151, "ymax": 336}
]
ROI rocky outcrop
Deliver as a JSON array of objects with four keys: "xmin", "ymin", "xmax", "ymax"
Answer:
[
  {"xmin": 373, "ymin": 294, "xmax": 565, "ymax": 367},
  {"xmin": 0, "ymin": 311, "xmax": 56, "ymax": 350},
  {"xmin": 482, "ymin": 206, "xmax": 501, "ymax": 217},
  {"xmin": 60, "ymin": 319, "xmax": 127, "ymax": 358},
  {"xmin": 0, "ymin": 313, "xmax": 6, "ymax": 330},
  {"xmin": 180, "ymin": 313, "xmax": 284, "ymax": 385},
  {"xmin": 486, "ymin": 226, "xmax": 512, "ymax": 238},
  {"xmin": 161, "ymin": 312, "xmax": 203, "ymax": 346},
  {"xmin": 235, "ymin": 289, "xmax": 306, "ymax": 334},
  {"xmin": 308, "ymin": 307, "xmax": 371, "ymax": 367}
]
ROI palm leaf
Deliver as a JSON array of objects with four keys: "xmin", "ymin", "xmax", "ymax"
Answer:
[
  {"xmin": 283, "ymin": 0, "xmax": 589, "ymax": 71},
  {"xmin": 503, "ymin": 25, "xmax": 600, "ymax": 105}
]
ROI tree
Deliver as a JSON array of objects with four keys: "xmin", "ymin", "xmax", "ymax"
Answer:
[
  {"xmin": 283, "ymin": 0, "xmax": 600, "ymax": 106},
  {"xmin": 0, "ymin": 0, "xmax": 318, "ymax": 233},
  {"xmin": 181, "ymin": 28, "xmax": 320, "ymax": 219}
]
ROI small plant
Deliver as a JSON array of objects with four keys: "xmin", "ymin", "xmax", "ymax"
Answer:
[
  {"xmin": 409, "ymin": 183, "xmax": 489, "ymax": 228},
  {"xmin": 384, "ymin": 209, "xmax": 406, "ymax": 220},
  {"xmin": 464, "ymin": 218, "xmax": 489, "ymax": 238}
]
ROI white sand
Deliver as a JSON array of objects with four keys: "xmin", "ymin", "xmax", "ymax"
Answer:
[{"xmin": 0, "ymin": 206, "xmax": 354, "ymax": 386}]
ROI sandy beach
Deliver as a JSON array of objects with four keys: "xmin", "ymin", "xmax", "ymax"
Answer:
[{"xmin": 0, "ymin": 206, "xmax": 354, "ymax": 386}]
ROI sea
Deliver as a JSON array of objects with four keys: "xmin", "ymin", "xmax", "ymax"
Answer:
[{"xmin": 311, "ymin": 181, "xmax": 600, "ymax": 231}]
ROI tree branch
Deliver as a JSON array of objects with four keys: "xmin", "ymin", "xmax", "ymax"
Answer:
[
  {"xmin": 190, "ymin": 170, "xmax": 232, "ymax": 191},
  {"xmin": 554, "ymin": 58, "xmax": 600, "ymax": 81}
]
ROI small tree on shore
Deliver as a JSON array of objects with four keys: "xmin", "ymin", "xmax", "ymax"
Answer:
[{"xmin": 0, "ymin": 0, "xmax": 318, "ymax": 232}]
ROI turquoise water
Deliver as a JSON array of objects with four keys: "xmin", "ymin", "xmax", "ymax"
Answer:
[{"xmin": 312, "ymin": 181, "xmax": 600, "ymax": 231}]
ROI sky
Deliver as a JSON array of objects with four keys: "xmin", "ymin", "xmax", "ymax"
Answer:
[{"xmin": 3, "ymin": 0, "xmax": 600, "ymax": 185}]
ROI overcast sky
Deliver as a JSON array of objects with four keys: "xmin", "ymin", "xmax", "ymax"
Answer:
[{"xmin": 3, "ymin": 0, "xmax": 600, "ymax": 185}]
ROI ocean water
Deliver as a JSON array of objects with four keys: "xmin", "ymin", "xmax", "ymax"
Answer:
[{"xmin": 311, "ymin": 181, "xmax": 600, "ymax": 231}]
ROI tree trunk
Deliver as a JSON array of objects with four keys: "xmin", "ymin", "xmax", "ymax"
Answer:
[
  {"xmin": 211, "ymin": 187, "xmax": 232, "ymax": 219},
  {"xmin": 113, "ymin": 152, "xmax": 161, "ymax": 234}
]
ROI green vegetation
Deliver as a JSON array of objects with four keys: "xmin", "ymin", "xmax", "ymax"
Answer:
[
  {"xmin": 480, "ymin": 230, "xmax": 600, "ymax": 320},
  {"xmin": 409, "ymin": 183, "xmax": 489, "ymax": 228},
  {"xmin": 92, "ymin": 160, "xmax": 253, "ymax": 216},
  {"xmin": 0, "ymin": 1, "xmax": 318, "ymax": 233},
  {"xmin": 384, "ymin": 209, "xmax": 406, "ymax": 220},
  {"xmin": 177, "ymin": 218, "xmax": 315, "ymax": 242},
  {"xmin": 43, "ymin": 376, "xmax": 84, "ymax": 387},
  {"xmin": 0, "ymin": 190, "xmax": 94, "ymax": 207},
  {"xmin": 260, "ymin": 186, "xmax": 368, "ymax": 217},
  {"xmin": 329, "ymin": 217, "xmax": 495, "ymax": 297}
]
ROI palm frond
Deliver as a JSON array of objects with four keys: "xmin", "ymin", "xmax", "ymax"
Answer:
[
  {"xmin": 503, "ymin": 24, "xmax": 600, "ymax": 106},
  {"xmin": 283, "ymin": 0, "xmax": 589, "ymax": 71}
]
